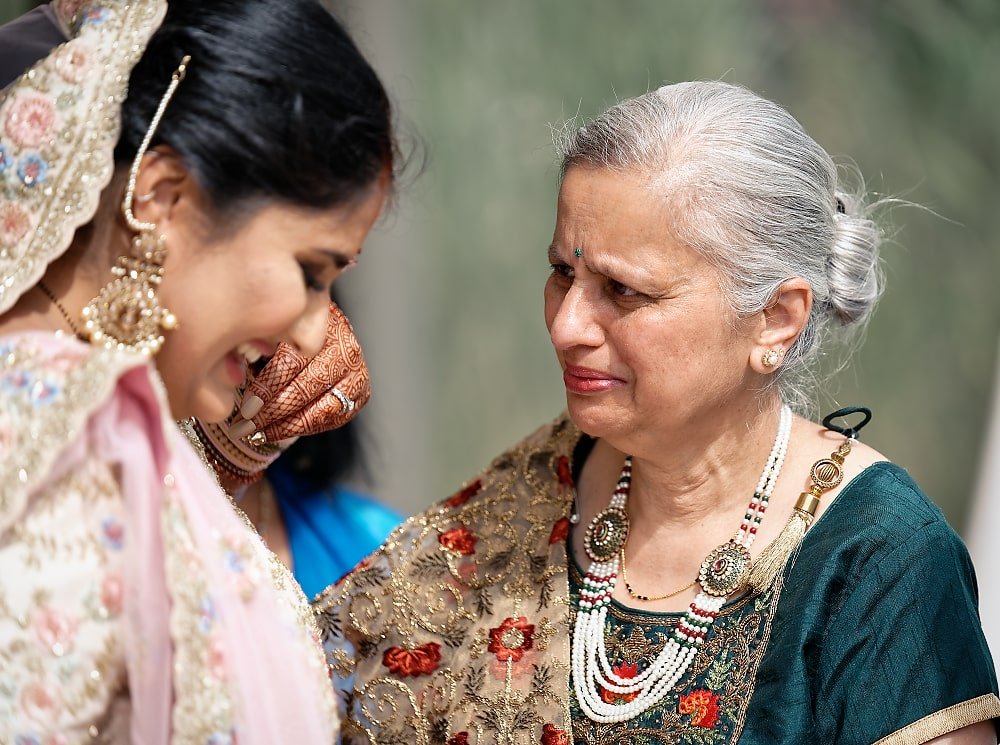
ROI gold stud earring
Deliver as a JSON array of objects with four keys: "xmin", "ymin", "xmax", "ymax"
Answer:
[
  {"xmin": 762, "ymin": 348, "xmax": 783, "ymax": 368},
  {"xmin": 81, "ymin": 56, "xmax": 190, "ymax": 356}
]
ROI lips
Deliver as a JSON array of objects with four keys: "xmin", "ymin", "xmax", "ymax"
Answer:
[{"xmin": 562, "ymin": 365, "xmax": 625, "ymax": 394}]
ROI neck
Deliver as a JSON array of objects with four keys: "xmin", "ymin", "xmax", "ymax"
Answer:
[
  {"xmin": 0, "ymin": 222, "xmax": 115, "ymax": 339},
  {"xmin": 620, "ymin": 398, "xmax": 787, "ymax": 529}
]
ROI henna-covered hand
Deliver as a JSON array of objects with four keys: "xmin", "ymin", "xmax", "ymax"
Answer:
[
  {"xmin": 234, "ymin": 303, "xmax": 371, "ymax": 442},
  {"xmin": 189, "ymin": 304, "xmax": 371, "ymax": 489}
]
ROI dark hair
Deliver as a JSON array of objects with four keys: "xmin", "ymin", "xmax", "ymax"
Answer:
[{"xmin": 115, "ymin": 0, "xmax": 395, "ymax": 216}]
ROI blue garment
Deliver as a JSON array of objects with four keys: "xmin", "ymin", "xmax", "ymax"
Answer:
[{"xmin": 268, "ymin": 469, "xmax": 402, "ymax": 599}]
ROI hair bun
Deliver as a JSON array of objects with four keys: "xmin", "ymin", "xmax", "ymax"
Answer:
[{"xmin": 826, "ymin": 189, "xmax": 883, "ymax": 326}]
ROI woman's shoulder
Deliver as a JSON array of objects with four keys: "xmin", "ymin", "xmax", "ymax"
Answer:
[
  {"xmin": 802, "ymin": 460, "xmax": 970, "ymax": 586},
  {"xmin": 314, "ymin": 413, "xmax": 579, "ymax": 606},
  {"xmin": 0, "ymin": 332, "xmax": 163, "ymax": 527}
]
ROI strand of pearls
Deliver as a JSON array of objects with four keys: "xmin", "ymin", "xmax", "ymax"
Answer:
[{"xmin": 572, "ymin": 405, "xmax": 793, "ymax": 723}]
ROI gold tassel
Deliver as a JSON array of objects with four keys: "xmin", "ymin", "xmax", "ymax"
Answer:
[{"xmin": 745, "ymin": 439, "xmax": 853, "ymax": 595}]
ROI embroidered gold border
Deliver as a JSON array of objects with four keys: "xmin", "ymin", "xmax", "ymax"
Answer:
[{"xmin": 873, "ymin": 693, "xmax": 1000, "ymax": 744}]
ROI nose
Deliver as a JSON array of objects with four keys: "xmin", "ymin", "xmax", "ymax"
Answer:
[
  {"xmin": 287, "ymin": 297, "xmax": 330, "ymax": 358},
  {"xmin": 548, "ymin": 284, "xmax": 604, "ymax": 352}
]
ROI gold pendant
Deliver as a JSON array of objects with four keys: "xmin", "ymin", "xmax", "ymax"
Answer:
[
  {"xmin": 698, "ymin": 541, "xmax": 752, "ymax": 596},
  {"xmin": 584, "ymin": 507, "xmax": 629, "ymax": 562}
]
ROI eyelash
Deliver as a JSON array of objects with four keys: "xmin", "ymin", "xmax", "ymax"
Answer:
[{"xmin": 299, "ymin": 262, "xmax": 326, "ymax": 293}]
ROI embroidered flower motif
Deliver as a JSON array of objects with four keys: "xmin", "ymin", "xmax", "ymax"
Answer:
[
  {"xmin": 20, "ymin": 680, "xmax": 60, "ymax": 722},
  {"xmin": 99, "ymin": 573, "xmax": 123, "ymax": 617},
  {"xmin": 53, "ymin": 39, "xmax": 92, "ymax": 83},
  {"xmin": 438, "ymin": 526, "xmax": 477, "ymax": 556},
  {"xmin": 101, "ymin": 516, "xmax": 124, "ymax": 551},
  {"xmin": 540, "ymin": 723, "xmax": 570, "ymax": 745},
  {"xmin": 28, "ymin": 378, "xmax": 59, "ymax": 406},
  {"xmin": 17, "ymin": 153, "xmax": 49, "ymax": 188},
  {"xmin": 488, "ymin": 616, "xmax": 535, "ymax": 663},
  {"xmin": 0, "ymin": 143, "xmax": 11, "ymax": 174},
  {"xmin": 0, "ymin": 199, "xmax": 31, "ymax": 248},
  {"xmin": 679, "ymin": 688, "xmax": 721, "ymax": 728},
  {"xmin": 447, "ymin": 734, "xmax": 470, "ymax": 745},
  {"xmin": 548, "ymin": 516, "xmax": 570, "ymax": 545},
  {"xmin": 32, "ymin": 607, "xmax": 77, "ymax": 657},
  {"xmin": 555, "ymin": 455, "xmax": 574, "ymax": 488},
  {"xmin": 222, "ymin": 532, "xmax": 260, "ymax": 601},
  {"xmin": 4, "ymin": 93, "xmax": 58, "ymax": 149},
  {"xmin": 198, "ymin": 595, "xmax": 216, "ymax": 634},
  {"xmin": 445, "ymin": 479, "xmax": 482, "ymax": 508},
  {"xmin": 381, "ymin": 642, "xmax": 442, "ymax": 678},
  {"xmin": 600, "ymin": 662, "xmax": 640, "ymax": 704},
  {"xmin": 80, "ymin": 6, "xmax": 113, "ymax": 26},
  {"xmin": 208, "ymin": 635, "xmax": 227, "ymax": 680}
]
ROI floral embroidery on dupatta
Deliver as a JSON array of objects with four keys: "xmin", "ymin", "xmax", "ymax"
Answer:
[{"xmin": 314, "ymin": 416, "xmax": 580, "ymax": 745}]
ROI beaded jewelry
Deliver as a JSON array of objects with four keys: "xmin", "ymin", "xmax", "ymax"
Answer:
[{"xmin": 572, "ymin": 404, "xmax": 792, "ymax": 723}]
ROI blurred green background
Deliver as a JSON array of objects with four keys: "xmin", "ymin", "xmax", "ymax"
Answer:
[{"xmin": 4, "ymin": 1, "xmax": 998, "ymax": 531}]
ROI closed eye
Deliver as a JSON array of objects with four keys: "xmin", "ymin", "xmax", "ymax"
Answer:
[{"xmin": 299, "ymin": 261, "xmax": 326, "ymax": 292}]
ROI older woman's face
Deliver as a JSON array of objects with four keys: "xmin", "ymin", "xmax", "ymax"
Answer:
[{"xmin": 544, "ymin": 167, "xmax": 754, "ymax": 443}]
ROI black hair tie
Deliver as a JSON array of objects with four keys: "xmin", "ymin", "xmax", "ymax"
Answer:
[{"xmin": 822, "ymin": 406, "xmax": 872, "ymax": 440}]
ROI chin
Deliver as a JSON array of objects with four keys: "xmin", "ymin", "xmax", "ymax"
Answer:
[
  {"xmin": 565, "ymin": 397, "xmax": 628, "ymax": 439},
  {"xmin": 190, "ymin": 387, "xmax": 238, "ymax": 424}
]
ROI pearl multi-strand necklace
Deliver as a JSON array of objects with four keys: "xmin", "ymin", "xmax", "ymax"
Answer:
[{"xmin": 572, "ymin": 405, "xmax": 793, "ymax": 723}]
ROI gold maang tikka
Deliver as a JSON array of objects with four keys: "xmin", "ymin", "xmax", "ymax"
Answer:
[{"xmin": 82, "ymin": 55, "xmax": 191, "ymax": 356}]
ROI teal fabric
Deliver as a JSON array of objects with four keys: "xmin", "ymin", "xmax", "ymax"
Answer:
[
  {"xmin": 268, "ymin": 469, "xmax": 402, "ymax": 599},
  {"xmin": 569, "ymin": 462, "xmax": 1000, "ymax": 744}
]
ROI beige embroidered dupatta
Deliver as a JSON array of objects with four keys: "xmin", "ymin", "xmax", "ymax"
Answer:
[{"xmin": 315, "ymin": 415, "xmax": 579, "ymax": 745}]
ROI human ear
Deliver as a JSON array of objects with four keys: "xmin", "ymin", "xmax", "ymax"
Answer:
[
  {"xmin": 748, "ymin": 277, "xmax": 812, "ymax": 374},
  {"xmin": 127, "ymin": 145, "xmax": 193, "ymax": 228}
]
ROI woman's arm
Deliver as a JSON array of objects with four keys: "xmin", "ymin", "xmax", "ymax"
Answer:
[{"xmin": 926, "ymin": 721, "xmax": 997, "ymax": 744}]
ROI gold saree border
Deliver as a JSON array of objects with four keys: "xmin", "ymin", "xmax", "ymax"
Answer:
[{"xmin": 873, "ymin": 693, "xmax": 1000, "ymax": 745}]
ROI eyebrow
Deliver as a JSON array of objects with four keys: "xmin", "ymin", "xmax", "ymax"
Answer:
[{"xmin": 549, "ymin": 243, "xmax": 656, "ymax": 288}]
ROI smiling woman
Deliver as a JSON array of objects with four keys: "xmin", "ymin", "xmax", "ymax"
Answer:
[{"xmin": 0, "ymin": 0, "xmax": 396, "ymax": 742}]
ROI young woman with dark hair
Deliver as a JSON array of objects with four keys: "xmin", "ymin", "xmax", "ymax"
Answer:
[{"xmin": 0, "ymin": 0, "xmax": 398, "ymax": 740}]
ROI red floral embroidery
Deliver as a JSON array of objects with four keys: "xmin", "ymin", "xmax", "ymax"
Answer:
[
  {"xmin": 488, "ymin": 616, "xmax": 535, "ymax": 662},
  {"xmin": 382, "ymin": 642, "xmax": 442, "ymax": 678},
  {"xmin": 447, "ymin": 734, "xmax": 470, "ymax": 745},
  {"xmin": 548, "ymin": 516, "xmax": 570, "ymax": 545},
  {"xmin": 541, "ymin": 723, "xmax": 570, "ymax": 745},
  {"xmin": 679, "ymin": 689, "xmax": 721, "ymax": 728},
  {"xmin": 600, "ymin": 662, "xmax": 640, "ymax": 704},
  {"xmin": 445, "ymin": 479, "xmax": 482, "ymax": 508},
  {"xmin": 438, "ymin": 526, "xmax": 477, "ymax": 556},
  {"xmin": 555, "ymin": 455, "xmax": 574, "ymax": 488}
]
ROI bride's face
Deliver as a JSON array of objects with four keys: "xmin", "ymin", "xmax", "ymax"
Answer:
[{"xmin": 152, "ymin": 181, "xmax": 387, "ymax": 422}]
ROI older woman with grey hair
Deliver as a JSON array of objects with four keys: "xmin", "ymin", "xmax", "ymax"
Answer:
[{"xmin": 316, "ymin": 81, "xmax": 1000, "ymax": 744}]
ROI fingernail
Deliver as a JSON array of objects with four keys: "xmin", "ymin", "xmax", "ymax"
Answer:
[
  {"xmin": 229, "ymin": 419, "xmax": 257, "ymax": 439},
  {"xmin": 240, "ymin": 395, "xmax": 264, "ymax": 419}
]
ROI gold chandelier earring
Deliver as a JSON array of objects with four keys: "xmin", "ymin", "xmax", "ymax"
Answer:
[{"xmin": 82, "ymin": 55, "xmax": 191, "ymax": 356}]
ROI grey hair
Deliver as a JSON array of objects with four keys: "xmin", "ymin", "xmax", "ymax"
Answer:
[{"xmin": 556, "ymin": 81, "xmax": 884, "ymax": 413}]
